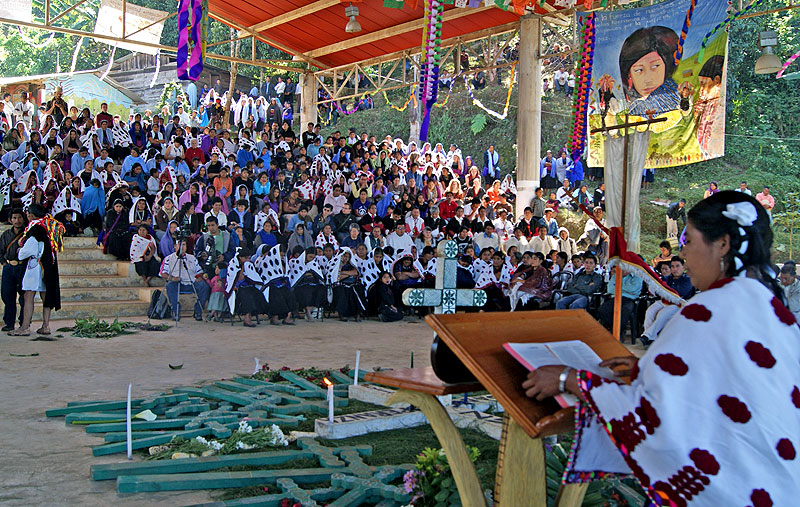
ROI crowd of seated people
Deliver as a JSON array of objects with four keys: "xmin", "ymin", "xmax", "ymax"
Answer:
[{"xmin": 0, "ymin": 90, "xmax": 696, "ymax": 336}]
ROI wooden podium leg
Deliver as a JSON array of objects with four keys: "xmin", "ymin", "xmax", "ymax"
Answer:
[
  {"xmin": 494, "ymin": 414, "xmax": 546, "ymax": 506},
  {"xmin": 388, "ymin": 390, "xmax": 486, "ymax": 507},
  {"xmin": 554, "ymin": 483, "xmax": 589, "ymax": 507}
]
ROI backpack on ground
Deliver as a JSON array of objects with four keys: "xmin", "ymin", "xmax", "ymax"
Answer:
[{"xmin": 147, "ymin": 289, "xmax": 172, "ymax": 320}]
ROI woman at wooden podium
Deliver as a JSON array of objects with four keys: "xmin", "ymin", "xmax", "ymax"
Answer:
[{"xmin": 522, "ymin": 192, "xmax": 800, "ymax": 506}]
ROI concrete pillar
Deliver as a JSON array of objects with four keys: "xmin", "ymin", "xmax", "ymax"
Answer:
[
  {"xmin": 515, "ymin": 15, "xmax": 542, "ymax": 220},
  {"xmin": 300, "ymin": 72, "xmax": 317, "ymax": 127}
]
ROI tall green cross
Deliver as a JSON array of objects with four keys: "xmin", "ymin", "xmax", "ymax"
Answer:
[{"xmin": 402, "ymin": 239, "xmax": 487, "ymax": 314}]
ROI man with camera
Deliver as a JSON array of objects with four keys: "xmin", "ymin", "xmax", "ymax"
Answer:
[
  {"xmin": 194, "ymin": 216, "xmax": 237, "ymax": 278},
  {"xmin": 160, "ymin": 238, "xmax": 210, "ymax": 321}
]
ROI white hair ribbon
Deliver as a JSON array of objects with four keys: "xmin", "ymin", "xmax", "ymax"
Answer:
[{"xmin": 721, "ymin": 202, "xmax": 757, "ymax": 227}]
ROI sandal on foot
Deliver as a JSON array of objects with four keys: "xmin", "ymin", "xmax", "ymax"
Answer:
[
  {"xmin": 243, "ymin": 322, "xmax": 257, "ymax": 328},
  {"xmin": 282, "ymin": 319, "xmax": 295, "ymax": 326},
  {"xmin": 9, "ymin": 329, "xmax": 30, "ymax": 336},
  {"xmin": 36, "ymin": 328, "xmax": 51, "ymax": 335}
]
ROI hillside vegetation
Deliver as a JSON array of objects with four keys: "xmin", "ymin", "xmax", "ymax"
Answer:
[{"xmin": 322, "ymin": 1, "xmax": 800, "ymax": 262}]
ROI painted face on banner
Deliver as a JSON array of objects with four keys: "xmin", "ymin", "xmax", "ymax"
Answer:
[{"xmin": 629, "ymin": 51, "xmax": 665, "ymax": 98}]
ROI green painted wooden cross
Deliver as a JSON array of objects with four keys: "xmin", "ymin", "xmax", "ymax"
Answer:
[{"xmin": 401, "ymin": 239, "xmax": 487, "ymax": 314}]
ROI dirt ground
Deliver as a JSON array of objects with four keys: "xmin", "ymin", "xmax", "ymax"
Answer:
[{"xmin": 0, "ymin": 316, "xmax": 437, "ymax": 507}]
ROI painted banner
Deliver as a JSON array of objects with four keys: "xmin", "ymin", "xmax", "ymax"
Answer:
[
  {"xmin": 585, "ymin": 0, "xmax": 728, "ymax": 169},
  {"xmin": 0, "ymin": 0, "xmax": 32, "ymax": 22},
  {"xmin": 94, "ymin": 0, "xmax": 167, "ymax": 55}
]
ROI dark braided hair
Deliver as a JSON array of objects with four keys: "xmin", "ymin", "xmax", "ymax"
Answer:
[{"xmin": 687, "ymin": 191, "xmax": 783, "ymax": 302}]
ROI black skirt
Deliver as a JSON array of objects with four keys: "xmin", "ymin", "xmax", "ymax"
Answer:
[
  {"xmin": 135, "ymin": 257, "xmax": 161, "ymax": 277},
  {"xmin": 107, "ymin": 230, "xmax": 133, "ymax": 261},
  {"xmin": 266, "ymin": 284, "xmax": 296, "ymax": 317},
  {"xmin": 334, "ymin": 283, "xmax": 365, "ymax": 318},
  {"xmin": 234, "ymin": 285, "xmax": 269, "ymax": 315},
  {"xmin": 541, "ymin": 175, "xmax": 559, "ymax": 190},
  {"xmin": 294, "ymin": 283, "xmax": 326, "ymax": 309}
]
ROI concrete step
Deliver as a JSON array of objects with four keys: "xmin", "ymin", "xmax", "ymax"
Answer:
[
  {"xmin": 36, "ymin": 287, "xmax": 150, "ymax": 302},
  {"xmin": 29, "ymin": 300, "xmax": 151, "ymax": 321},
  {"xmin": 58, "ymin": 260, "xmax": 128, "ymax": 277},
  {"xmin": 26, "ymin": 294, "xmax": 197, "ymax": 321},
  {"xmin": 58, "ymin": 275, "xmax": 146, "ymax": 289},
  {"xmin": 58, "ymin": 248, "xmax": 114, "ymax": 261},
  {"xmin": 63, "ymin": 236, "xmax": 100, "ymax": 249}
]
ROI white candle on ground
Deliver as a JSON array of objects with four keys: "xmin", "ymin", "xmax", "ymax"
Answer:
[
  {"xmin": 325, "ymin": 378, "xmax": 334, "ymax": 424},
  {"xmin": 354, "ymin": 350, "xmax": 361, "ymax": 386}
]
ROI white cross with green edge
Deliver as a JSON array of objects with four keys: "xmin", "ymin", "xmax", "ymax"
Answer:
[{"xmin": 401, "ymin": 240, "xmax": 487, "ymax": 314}]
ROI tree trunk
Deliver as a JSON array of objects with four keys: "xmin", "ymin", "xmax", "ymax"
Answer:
[{"xmin": 223, "ymin": 28, "xmax": 240, "ymax": 130}]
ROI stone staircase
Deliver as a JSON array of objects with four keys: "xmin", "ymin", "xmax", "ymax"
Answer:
[{"xmin": 0, "ymin": 224, "xmax": 189, "ymax": 320}]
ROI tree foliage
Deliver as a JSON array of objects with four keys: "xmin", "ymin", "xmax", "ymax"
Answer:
[{"xmin": 0, "ymin": 0, "xmax": 299, "ymax": 81}]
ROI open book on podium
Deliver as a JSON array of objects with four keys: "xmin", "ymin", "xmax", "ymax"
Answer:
[{"xmin": 426, "ymin": 309, "xmax": 633, "ymax": 438}]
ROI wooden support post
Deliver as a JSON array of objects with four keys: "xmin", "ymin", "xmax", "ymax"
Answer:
[
  {"xmin": 494, "ymin": 414, "xmax": 545, "ymax": 505},
  {"xmin": 515, "ymin": 15, "xmax": 542, "ymax": 219},
  {"xmin": 612, "ymin": 114, "xmax": 630, "ymax": 341},
  {"xmin": 300, "ymin": 72, "xmax": 317, "ymax": 128},
  {"xmin": 588, "ymin": 114, "xmax": 665, "ymax": 340},
  {"xmin": 388, "ymin": 390, "xmax": 485, "ymax": 506}
]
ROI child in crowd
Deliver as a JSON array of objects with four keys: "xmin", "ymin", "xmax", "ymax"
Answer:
[
  {"xmin": 376, "ymin": 271, "xmax": 403, "ymax": 322},
  {"xmin": 206, "ymin": 261, "xmax": 228, "ymax": 322}
]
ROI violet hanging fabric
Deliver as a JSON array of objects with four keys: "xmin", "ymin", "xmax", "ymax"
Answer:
[
  {"xmin": 176, "ymin": 0, "xmax": 204, "ymax": 81},
  {"xmin": 418, "ymin": 0, "xmax": 443, "ymax": 141}
]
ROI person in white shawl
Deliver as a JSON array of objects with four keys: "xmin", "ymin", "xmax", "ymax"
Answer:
[
  {"xmin": 330, "ymin": 247, "xmax": 366, "ymax": 321},
  {"xmin": 257, "ymin": 243, "xmax": 297, "ymax": 325},
  {"xmin": 129, "ymin": 224, "xmax": 159, "ymax": 286},
  {"xmin": 522, "ymin": 192, "xmax": 800, "ymax": 507},
  {"xmin": 288, "ymin": 247, "xmax": 327, "ymax": 321},
  {"xmin": 52, "ymin": 186, "xmax": 81, "ymax": 221},
  {"xmin": 225, "ymin": 246, "xmax": 268, "ymax": 326},
  {"xmin": 474, "ymin": 251, "xmax": 511, "ymax": 311},
  {"xmin": 556, "ymin": 227, "xmax": 578, "ymax": 259}
]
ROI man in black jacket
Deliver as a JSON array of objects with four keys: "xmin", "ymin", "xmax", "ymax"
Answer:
[
  {"xmin": 0, "ymin": 209, "xmax": 27, "ymax": 331},
  {"xmin": 666, "ymin": 198, "xmax": 686, "ymax": 238},
  {"xmin": 194, "ymin": 216, "xmax": 237, "ymax": 277},
  {"xmin": 331, "ymin": 202, "xmax": 359, "ymax": 243},
  {"xmin": 554, "ymin": 255, "xmax": 604, "ymax": 309}
]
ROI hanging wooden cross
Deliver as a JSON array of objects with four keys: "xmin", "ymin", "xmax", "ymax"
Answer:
[{"xmin": 402, "ymin": 240, "xmax": 486, "ymax": 314}]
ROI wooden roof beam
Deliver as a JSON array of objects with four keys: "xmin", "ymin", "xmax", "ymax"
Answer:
[
  {"xmin": 249, "ymin": 0, "xmax": 341, "ymax": 32},
  {"xmin": 208, "ymin": 12, "xmax": 330, "ymax": 69},
  {"xmin": 306, "ymin": 5, "xmax": 497, "ymax": 59},
  {"xmin": 538, "ymin": 3, "xmax": 571, "ymax": 26},
  {"xmin": 315, "ymin": 20, "xmax": 520, "ymax": 75}
]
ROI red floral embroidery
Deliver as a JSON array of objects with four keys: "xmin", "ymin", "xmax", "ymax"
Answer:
[
  {"xmin": 793, "ymin": 386, "xmax": 800, "ymax": 409},
  {"xmin": 751, "ymin": 489, "xmax": 773, "ymax": 507},
  {"xmin": 630, "ymin": 360, "xmax": 640, "ymax": 382},
  {"xmin": 681, "ymin": 303, "xmax": 712, "ymax": 322},
  {"xmin": 744, "ymin": 341, "xmax": 777, "ymax": 368},
  {"xmin": 707, "ymin": 278, "xmax": 734, "ymax": 290},
  {"xmin": 654, "ymin": 353, "xmax": 689, "ymax": 376},
  {"xmin": 771, "ymin": 297, "xmax": 797, "ymax": 326},
  {"xmin": 777, "ymin": 438, "xmax": 796, "ymax": 460},
  {"xmin": 626, "ymin": 458, "xmax": 650, "ymax": 488},
  {"xmin": 653, "ymin": 465, "xmax": 711, "ymax": 506},
  {"xmin": 689, "ymin": 448, "xmax": 720, "ymax": 475},
  {"xmin": 717, "ymin": 395, "xmax": 751, "ymax": 423},
  {"xmin": 653, "ymin": 481, "xmax": 687, "ymax": 507},
  {"xmin": 608, "ymin": 397, "xmax": 661, "ymax": 455},
  {"xmin": 638, "ymin": 397, "xmax": 661, "ymax": 430}
]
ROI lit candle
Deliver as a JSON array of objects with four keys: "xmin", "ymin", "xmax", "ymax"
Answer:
[
  {"xmin": 353, "ymin": 350, "xmax": 361, "ymax": 386},
  {"xmin": 324, "ymin": 378, "xmax": 334, "ymax": 424}
]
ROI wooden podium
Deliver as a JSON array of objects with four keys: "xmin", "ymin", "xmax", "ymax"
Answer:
[{"xmin": 366, "ymin": 310, "xmax": 633, "ymax": 507}]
